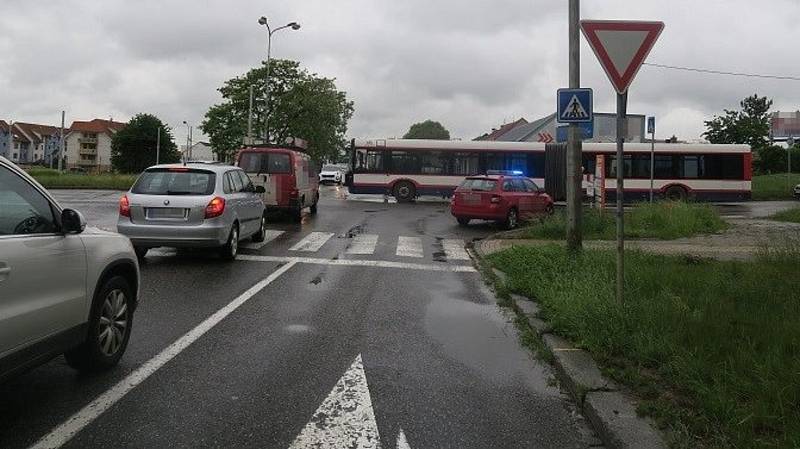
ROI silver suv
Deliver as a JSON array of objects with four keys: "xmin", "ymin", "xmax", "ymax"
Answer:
[
  {"xmin": 117, "ymin": 164, "xmax": 267, "ymax": 260},
  {"xmin": 0, "ymin": 156, "xmax": 139, "ymax": 382}
]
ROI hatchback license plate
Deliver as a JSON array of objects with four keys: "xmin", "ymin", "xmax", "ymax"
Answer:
[
  {"xmin": 146, "ymin": 207, "xmax": 187, "ymax": 219},
  {"xmin": 462, "ymin": 193, "xmax": 481, "ymax": 204}
]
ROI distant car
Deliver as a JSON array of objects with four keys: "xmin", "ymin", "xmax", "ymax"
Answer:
[
  {"xmin": 237, "ymin": 145, "xmax": 320, "ymax": 222},
  {"xmin": 450, "ymin": 173, "xmax": 554, "ymax": 229},
  {"xmin": 318, "ymin": 164, "xmax": 343, "ymax": 185},
  {"xmin": 1, "ymin": 155, "xmax": 139, "ymax": 382},
  {"xmin": 117, "ymin": 164, "xmax": 267, "ymax": 261},
  {"xmin": 794, "ymin": 184, "xmax": 800, "ymax": 199}
]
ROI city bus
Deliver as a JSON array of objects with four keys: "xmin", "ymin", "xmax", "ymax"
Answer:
[{"xmin": 345, "ymin": 139, "xmax": 752, "ymax": 202}]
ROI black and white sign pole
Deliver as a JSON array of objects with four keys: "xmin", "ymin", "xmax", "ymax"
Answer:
[{"xmin": 615, "ymin": 92, "xmax": 627, "ymax": 304}]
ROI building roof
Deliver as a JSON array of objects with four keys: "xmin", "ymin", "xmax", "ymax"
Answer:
[
  {"xmin": 475, "ymin": 118, "xmax": 528, "ymax": 141},
  {"xmin": 69, "ymin": 118, "xmax": 126, "ymax": 134},
  {"xmin": 15, "ymin": 122, "xmax": 60, "ymax": 136},
  {"xmin": 495, "ymin": 114, "xmax": 556, "ymax": 142}
]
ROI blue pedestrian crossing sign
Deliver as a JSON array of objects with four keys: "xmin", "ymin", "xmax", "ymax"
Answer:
[{"xmin": 557, "ymin": 88, "xmax": 593, "ymax": 124}]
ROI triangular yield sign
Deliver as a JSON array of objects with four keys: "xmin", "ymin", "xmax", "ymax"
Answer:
[{"xmin": 580, "ymin": 20, "xmax": 664, "ymax": 94}]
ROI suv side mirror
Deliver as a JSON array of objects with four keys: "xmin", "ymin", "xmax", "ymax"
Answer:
[
  {"xmin": 61, "ymin": 208, "xmax": 86, "ymax": 234},
  {"xmin": 254, "ymin": 185, "xmax": 266, "ymax": 194}
]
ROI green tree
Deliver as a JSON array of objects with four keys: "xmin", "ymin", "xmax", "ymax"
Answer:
[
  {"xmin": 403, "ymin": 120, "xmax": 450, "ymax": 140},
  {"xmin": 200, "ymin": 59, "xmax": 354, "ymax": 163},
  {"xmin": 111, "ymin": 114, "xmax": 179, "ymax": 173},
  {"xmin": 703, "ymin": 94, "xmax": 772, "ymax": 149}
]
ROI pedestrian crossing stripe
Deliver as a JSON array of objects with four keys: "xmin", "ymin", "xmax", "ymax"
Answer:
[{"xmin": 561, "ymin": 95, "xmax": 589, "ymax": 120}]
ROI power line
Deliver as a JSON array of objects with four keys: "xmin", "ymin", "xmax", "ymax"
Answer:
[{"xmin": 643, "ymin": 62, "xmax": 800, "ymax": 81}]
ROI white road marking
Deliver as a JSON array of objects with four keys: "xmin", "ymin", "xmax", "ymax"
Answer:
[
  {"xmin": 290, "ymin": 232, "xmax": 335, "ymax": 252},
  {"xmin": 242, "ymin": 230, "xmax": 284, "ymax": 250},
  {"xmin": 346, "ymin": 234, "xmax": 379, "ymax": 255},
  {"xmin": 442, "ymin": 239, "xmax": 470, "ymax": 261},
  {"xmin": 29, "ymin": 261, "xmax": 298, "ymax": 449},
  {"xmin": 239, "ymin": 254, "xmax": 477, "ymax": 273},
  {"xmin": 396, "ymin": 236, "xmax": 423, "ymax": 258},
  {"xmin": 396, "ymin": 428, "xmax": 411, "ymax": 449},
  {"xmin": 288, "ymin": 354, "xmax": 380, "ymax": 449}
]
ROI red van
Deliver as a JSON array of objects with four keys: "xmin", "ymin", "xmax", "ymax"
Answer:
[{"xmin": 237, "ymin": 145, "xmax": 320, "ymax": 222}]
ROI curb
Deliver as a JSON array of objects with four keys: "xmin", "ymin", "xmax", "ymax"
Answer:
[{"xmin": 491, "ymin": 266, "xmax": 667, "ymax": 449}]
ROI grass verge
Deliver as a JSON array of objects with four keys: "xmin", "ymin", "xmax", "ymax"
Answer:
[
  {"xmin": 31, "ymin": 173, "xmax": 137, "ymax": 190},
  {"xmin": 488, "ymin": 244, "xmax": 800, "ymax": 448},
  {"xmin": 519, "ymin": 202, "xmax": 728, "ymax": 240},
  {"xmin": 752, "ymin": 173, "xmax": 800, "ymax": 200},
  {"xmin": 770, "ymin": 207, "xmax": 800, "ymax": 223}
]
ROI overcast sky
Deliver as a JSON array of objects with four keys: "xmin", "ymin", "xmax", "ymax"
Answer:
[{"xmin": 1, "ymin": 0, "xmax": 798, "ymax": 144}]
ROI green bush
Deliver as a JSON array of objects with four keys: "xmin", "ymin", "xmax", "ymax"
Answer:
[
  {"xmin": 752, "ymin": 173, "xmax": 800, "ymax": 200},
  {"xmin": 519, "ymin": 202, "xmax": 728, "ymax": 240},
  {"xmin": 32, "ymin": 174, "xmax": 137, "ymax": 190},
  {"xmin": 770, "ymin": 207, "xmax": 800, "ymax": 223},
  {"xmin": 489, "ymin": 245, "xmax": 800, "ymax": 448}
]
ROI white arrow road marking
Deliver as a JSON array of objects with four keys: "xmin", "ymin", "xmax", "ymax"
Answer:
[
  {"xmin": 396, "ymin": 236, "xmax": 423, "ymax": 258},
  {"xmin": 347, "ymin": 234, "xmax": 379, "ymax": 255},
  {"xmin": 289, "ymin": 354, "xmax": 381, "ymax": 449},
  {"xmin": 242, "ymin": 230, "xmax": 284, "ymax": 250},
  {"xmin": 289, "ymin": 354, "xmax": 414, "ymax": 449},
  {"xmin": 29, "ymin": 261, "xmax": 298, "ymax": 449},
  {"xmin": 396, "ymin": 428, "xmax": 411, "ymax": 449},
  {"xmin": 290, "ymin": 232, "xmax": 334, "ymax": 252},
  {"xmin": 442, "ymin": 239, "xmax": 470, "ymax": 261}
]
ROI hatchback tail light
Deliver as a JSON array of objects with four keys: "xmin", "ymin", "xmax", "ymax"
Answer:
[
  {"xmin": 490, "ymin": 195, "xmax": 502, "ymax": 204},
  {"xmin": 119, "ymin": 195, "xmax": 131, "ymax": 217},
  {"xmin": 205, "ymin": 197, "xmax": 226, "ymax": 218}
]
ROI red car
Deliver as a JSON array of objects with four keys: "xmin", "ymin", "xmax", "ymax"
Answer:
[
  {"xmin": 450, "ymin": 174, "xmax": 554, "ymax": 229},
  {"xmin": 237, "ymin": 144, "xmax": 320, "ymax": 222}
]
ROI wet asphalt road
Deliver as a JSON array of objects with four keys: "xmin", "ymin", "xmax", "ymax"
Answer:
[{"xmin": 0, "ymin": 186, "xmax": 597, "ymax": 449}]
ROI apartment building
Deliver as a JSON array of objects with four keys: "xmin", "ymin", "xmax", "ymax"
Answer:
[{"xmin": 64, "ymin": 119, "xmax": 126, "ymax": 172}]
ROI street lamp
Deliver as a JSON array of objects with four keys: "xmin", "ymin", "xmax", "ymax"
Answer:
[
  {"xmin": 182, "ymin": 121, "xmax": 192, "ymax": 162},
  {"xmin": 257, "ymin": 16, "xmax": 301, "ymax": 143}
]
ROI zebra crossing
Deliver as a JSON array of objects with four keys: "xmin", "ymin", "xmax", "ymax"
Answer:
[{"xmin": 241, "ymin": 229, "xmax": 472, "ymax": 262}]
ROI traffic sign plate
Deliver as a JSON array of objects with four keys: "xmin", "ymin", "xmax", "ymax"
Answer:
[
  {"xmin": 556, "ymin": 122, "xmax": 594, "ymax": 143},
  {"xmin": 580, "ymin": 20, "xmax": 665, "ymax": 94},
  {"xmin": 557, "ymin": 88, "xmax": 593, "ymax": 124}
]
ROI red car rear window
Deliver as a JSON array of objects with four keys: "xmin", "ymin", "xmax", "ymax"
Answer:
[
  {"xmin": 460, "ymin": 179, "xmax": 497, "ymax": 191},
  {"xmin": 239, "ymin": 152, "xmax": 292, "ymax": 174}
]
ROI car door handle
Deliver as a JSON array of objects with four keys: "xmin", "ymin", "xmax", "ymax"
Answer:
[{"xmin": 0, "ymin": 264, "xmax": 11, "ymax": 280}]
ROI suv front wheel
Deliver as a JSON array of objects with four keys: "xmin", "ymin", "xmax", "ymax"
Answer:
[{"xmin": 65, "ymin": 276, "xmax": 134, "ymax": 372}]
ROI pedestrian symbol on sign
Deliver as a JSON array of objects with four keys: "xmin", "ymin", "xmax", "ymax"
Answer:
[
  {"xmin": 557, "ymin": 88, "xmax": 593, "ymax": 124},
  {"xmin": 563, "ymin": 95, "xmax": 589, "ymax": 120}
]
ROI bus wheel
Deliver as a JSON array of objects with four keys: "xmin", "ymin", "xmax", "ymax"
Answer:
[
  {"xmin": 665, "ymin": 186, "xmax": 687, "ymax": 202},
  {"xmin": 393, "ymin": 181, "xmax": 416, "ymax": 203}
]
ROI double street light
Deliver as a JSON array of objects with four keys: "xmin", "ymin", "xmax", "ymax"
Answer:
[{"xmin": 257, "ymin": 16, "xmax": 300, "ymax": 143}]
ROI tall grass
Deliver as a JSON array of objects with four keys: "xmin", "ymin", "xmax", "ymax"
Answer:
[
  {"xmin": 770, "ymin": 207, "xmax": 800, "ymax": 223},
  {"xmin": 520, "ymin": 202, "xmax": 728, "ymax": 240},
  {"xmin": 489, "ymin": 245, "xmax": 800, "ymax": 448},
  {"xmin": 752, "ymin": 173, "xmax": 800, "ymax": 200}
]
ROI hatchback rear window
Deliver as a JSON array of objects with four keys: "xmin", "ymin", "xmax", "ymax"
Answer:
[
  {"xmin": 132, "ymin": 168, "xmax": 216, "ymax": 195},
  {"xmin": 460, "ymin": 179, "xmax": 497, "ymax": 191},
  {"xmin": 239, "ymin": 152, "xmax": 292, "ymax": 174}
]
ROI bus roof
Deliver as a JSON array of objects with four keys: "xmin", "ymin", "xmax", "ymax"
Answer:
[{"xmin": 353, "ymin": 138, "xmax": 750, "ymax": 154}]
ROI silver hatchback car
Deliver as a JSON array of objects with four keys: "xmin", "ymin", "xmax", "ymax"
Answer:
[{"xmin": 117, "ymin": 164, "xmax": 267, "ymax": 260}]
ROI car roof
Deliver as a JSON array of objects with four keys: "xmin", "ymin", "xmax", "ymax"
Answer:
[{"xmin": 144, "ymin": 163, "xmax": 237, "ymax": 174}]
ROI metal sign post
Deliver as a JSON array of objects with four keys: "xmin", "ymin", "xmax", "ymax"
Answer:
[
  {"xmin": 648, "ymin": 116, "xmax": 655, "ymax": 202},
  {"xmin": 581, "ymin": 20, "xmax": 664, "ymax": 304},
  {"xmin": 789, "ymin": 137, "xmax": 795, "ymax": 190}
]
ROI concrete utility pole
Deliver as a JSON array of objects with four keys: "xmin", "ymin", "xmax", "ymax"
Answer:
[
  {"xmin": 58, "ymin": 111, "xmax": 65, "ymax": 171},
  {"xmin": 566, "ymin": 0, "xmax": 583, "ymax": 250}
]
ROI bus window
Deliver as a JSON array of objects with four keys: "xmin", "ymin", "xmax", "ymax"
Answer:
[
  {"xmin": 507, "ymin": 153, "xmax": 527, "ymax": 174},
  {"xmin": 528, "ymin": 153, "xmax": 545, "ymax": 178},
  {"xmin": 451, "ymin": 152, "xmax": 479, "ymax": 175},
  {"xmin": 485, "ymin": 152, "xmax": 504, "ymax": 172},
  {"xmin": 355, "ymin": 149, "xmax": 384, "ymax": 173},
  {"xmin": 654, "ymin": 155, "xmax": 677, "ymax": 178},
  {"xmin": 390, "ymin": 151, "xmax": 420, "ymax": 174},
  {"xmin": 420, "ymin": 151, "xmax": 446, "ymax": 175},
  {"xmin": 682, "ymin": 155, "xmax": 703, "ymax": 178}
]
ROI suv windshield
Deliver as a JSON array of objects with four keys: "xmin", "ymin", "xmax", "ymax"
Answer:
[
  {"xmin": 460, "ymin": 179, "xmax": 497, "ymax": 191},
  {"xmin": 132, "ymin": 168, "xmax": 216, "ymax": 195},
  {"xmin": 322, "ymin": 165, "xmax": 338, "ymax": 171},
  {"xmin": 239, "ymin": 152, "xmax": 292, "ymax": 174}
]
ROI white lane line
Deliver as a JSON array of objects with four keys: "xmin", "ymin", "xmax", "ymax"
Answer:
[
  {"xmin": 289, "ymin": 232, "xmax": 335, "ymax": 252},
  {"xmin": 442, "ymin": 239, "xmax": 470, "ymax": 261},
  {"xmin": 288, "ymin": 354, "xmax": 380, "ymax": 448},
  {"xmin": 30, "ymin": 261, "xmax": 298, "ymax": 449},
  {"xmin": 397, "ymin": 429, "xmax": 412, "ymax": 449},
  {"xmin": 242, "ymin": 230, "xmax": 284, "ymax": 250},
  {"xmin": 239, "ymin": 254, "xmax": 476, "ymax": 273},
  {"xmin": 346, "ymin": 234, "xmax": 379, "ymax": 255},
  {"xmin": 396, "ymin": 236, "xmax": 423, "ymax": 258}
]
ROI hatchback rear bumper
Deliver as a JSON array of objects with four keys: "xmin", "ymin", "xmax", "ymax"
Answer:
[
  {"xmin": 450, "ymin": 205, "xmax": 506, "ymax": 221},
  {"xmin": 117, "ymin": 219, "xmax": 230, "ymax": 248}
]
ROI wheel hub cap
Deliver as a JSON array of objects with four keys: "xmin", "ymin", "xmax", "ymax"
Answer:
[{"xmin": 98, "ymin": 289, "xmax": 127, "ymax": 356}]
